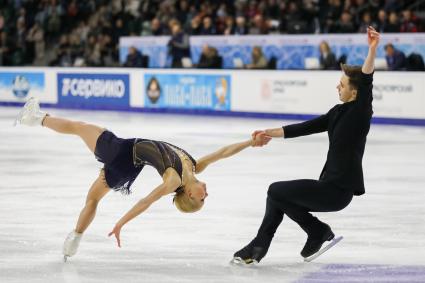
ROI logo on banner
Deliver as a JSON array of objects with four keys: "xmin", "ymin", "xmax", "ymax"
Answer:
[
  {"xmin": 12, "ymin": 75, "xmax": 31, "ymax": 98},
  {"xmin": 146, "ymin": 77, "xmax": 161, "ymax": 103},
  {"xmin": 261, "ymin": 79, "xmax": 307, "ymax": 100},
  {"xmin": 57, "ymin": 73, "xmax": 130, "ymax": 109},
  {"xmin": 144, "ymin": 74, "xmax": 231, "ymax": 110}
]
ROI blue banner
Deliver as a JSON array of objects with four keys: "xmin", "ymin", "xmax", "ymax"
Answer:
[
  {"xmin": 144, "ymin": 74, "xmax": 231, "ymax": 111},
  {"xmin": 0, "ymin": 72, "xmax": 45, "ymax": 100},
  {"xmin": 57, "ymin": 73, "xmax": 130, "ymax": 110}
]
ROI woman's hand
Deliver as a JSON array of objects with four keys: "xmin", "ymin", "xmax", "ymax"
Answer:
[{"xmin": 108, "ymin": 224, "xmax": 123, "ymax": 248}]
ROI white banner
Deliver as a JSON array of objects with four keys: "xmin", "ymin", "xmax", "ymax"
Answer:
[
  {"xmin": 231, "ymin": 70, "xmax": 340, "ymax": 115},
  {"xmin": 231, "ymin": 70, "xmax": 425, "ymax": 119}
]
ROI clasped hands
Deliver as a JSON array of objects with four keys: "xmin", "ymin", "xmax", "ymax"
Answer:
[{"xmin": 251, "ymin": 130, "xmax": 272, "ymax": 147}]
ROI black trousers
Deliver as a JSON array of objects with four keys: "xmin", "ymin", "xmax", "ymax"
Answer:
[{"xmin": 255, "ymin": 179, "xmax": 353, "ymax": 243}]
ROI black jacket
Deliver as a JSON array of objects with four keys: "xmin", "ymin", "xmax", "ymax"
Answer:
[{"xmin": 283, "ymin": 72, "xmax": 373, "ymax": 196}]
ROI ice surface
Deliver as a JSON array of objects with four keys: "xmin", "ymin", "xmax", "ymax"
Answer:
[{"xmin": 1, "ymin": 107, "xmax": 424, "ymax": 283}]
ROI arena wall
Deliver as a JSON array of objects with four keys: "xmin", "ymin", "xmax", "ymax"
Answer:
[{"xmin": 0, "ymin": 67, "xmax": 424, "ymax": 126}]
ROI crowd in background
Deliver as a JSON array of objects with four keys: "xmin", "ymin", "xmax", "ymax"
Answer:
[{"xmin": 0, "ymin": 0, "xmax": 424, "ymax": 68}]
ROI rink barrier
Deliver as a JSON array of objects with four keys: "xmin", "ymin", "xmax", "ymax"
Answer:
[
  {"xmin": 2, "ymin": 101, "xmax": 424, "ymax": 126},
  {"xmin": 0, "ymin": 67, "xmax": 424, "ymax": 126}
]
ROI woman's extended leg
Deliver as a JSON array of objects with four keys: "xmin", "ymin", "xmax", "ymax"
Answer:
[
  {"xmin": 63, "ymin": 171, "xmax": 110, "ymax": 259},
  {"xmin": 15, "ymin": 98, "xmax": 104, "ymax": 153},
  {"xmin": 42, "ymin": 116, "xmax": 105, "ymax": 153}
]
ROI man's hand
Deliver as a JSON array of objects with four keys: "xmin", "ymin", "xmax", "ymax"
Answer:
[
  {"xmin": 362, "ymin": 26, "xmax": 380, "ymax": 74},
  {"xmin": 367, "ymin": 26, "xmax": 380, "ymax": 50},
  {"xmin": 108, "ymin": 224, "xmax": 123, "ymax": 248}
]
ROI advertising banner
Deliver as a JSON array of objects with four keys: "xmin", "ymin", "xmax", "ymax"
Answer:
[
  {"xmin": 0, "ymin": 72, "xmax": 45, "ymax": 102},
  {"xmin": 57, "ymin": 73, "xmax": 130, "ymax": 110},
  {"xmin": 372, "ymin": 72, "xmax": 425, "ymax": 119},
  {"xmin": 143, "ymin": 73, "xmax": 231, "ymax": 111},
  {"xmin": 232, "ymin": 70, "xmax": 425, "ymax": 119},
  {"xmin": 231, "ymin": 70, "xmax": 340, "ymax": 115}
]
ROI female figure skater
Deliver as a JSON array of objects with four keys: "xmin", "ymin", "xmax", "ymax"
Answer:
[
  {"xmin": 233, "ymin": 27, "xmax": 380, "ymax": 264},
  {"xmin": 14, "ymin": 99, "xmax": 270, "ymax": 261}
]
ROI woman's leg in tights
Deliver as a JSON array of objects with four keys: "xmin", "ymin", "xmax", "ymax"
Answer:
[
  {"xmin": 74, "ymin": 170, "xmax": 110, "ymax": 233},
  {"xmin": 42, "ymin": 116, "xmax": 105, "ymax": 153},
  {"xmin": 42, "ymin": 116, "xmax": 110, "ymax": 232}
]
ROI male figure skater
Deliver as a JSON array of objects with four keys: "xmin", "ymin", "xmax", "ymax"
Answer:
[{"xmin": 233, "ymin": 26, "xmax": 380, "ymax": 264}]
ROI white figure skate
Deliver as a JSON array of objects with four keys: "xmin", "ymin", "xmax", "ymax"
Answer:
[
  {"xmin": 14, "ymin": 97, "xmax": 47, "ymax": 127},
  {"xmin": 63, "ymin": 230, "xmax": 82, "ymax": 262}
]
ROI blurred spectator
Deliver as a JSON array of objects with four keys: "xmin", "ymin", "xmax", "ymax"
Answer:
[
  {"xmin": 322, "ymin": 0, "xmax": 344, "ymax": 33},
  {"xmin": 400, "ymin": 10, "xmax": 418, "ymax": 33},
  {"xmin": 197, "ymin": 45, "xmax": 222, "ymax": 69},
  {"xmin": 167, "ymin": 22, "xmax": 190, "ymax": 68},
  {"xmin": 331, "ymin": 10, "xmax": 356, "ymax": 33},
  {"xmin": 376, "ymin": 9, "xmax": 387, "ymax": 32},
  {"xmin": 26, "ymin": 22, "xmax": 45, "ymax": 64},
  {"xmin": 112, "ymin": 18, "xmax": 128, "ymax": 46},
  {"xmin": 69, "ymin": 33, "xmax": 84, "ymax": 64},
  {"xmin": 349, "ymin": 0, "xmax": 370, "ymax": 24},
  {"xmin": 46, "ymin": 1, "xmax": 62, "ymax": 37},
  {"xmin": 384, "ymin": 43, "xmax": 406, "ymax": 70},
  {"xmin": 406, "ymin": 53, "xmax": 425, "ymax": 71},
  {"xmin": 0, "ymin": 31, "xmax": 11, "ymax": 65},
  {"xmin": 189, "ymin": 16, "xmax": 202, "ymax": 35},
  {"xmin": 151, "ymin": 18, "xmax": 165, "ymax": 36},
  {"xmin": 246, "ymin": 46, "xmax": 268, "ymax": 69},
  {"xmin": 50, "ymin": 35, "xmax": 71, "ymax": 66},
  {"xmin": 124, "ymin": 46, "xmax": 143, "ymax": 68},
  {"xmin": 224, "ymin": 16, "xmax": 235, "ymax": 35},
  {"xmin": 249, "ymin": 14, "xmax": 269, "ymax": 35},
  {"xmin": 385, "ymin": 12, "xmax": 400, "ymax": 32},
  {"xmin": 283, "ymin": 1, "xmax": 309, "ymax": 34},
  {"xmin": 200, "ymin": 16, "xmax": 216, "ymax": 35},
  {"xmin": 176, "ymin": 0, "xmax": 190, "ymax": 28},
  {"xmin": 0, "ymin": 11, "xmax": 5, "ymax": 32},
  {"xmin": 215, "ymin": 3, "xmax": 228, "ymax": 34},
  {"xmin": 358, "ymin": 11, "xmax": 377, "ymax": 33},
  {"xmin": 384, "ymin": 0, "xmax": 400, "ymax": 12},
  {"xmin": 319, "ymin": 41, "xmax": 337, "ymax": 70},
  {"xmin": 234, "ymin": 16, "xmax": 248, "ymax": 35}
]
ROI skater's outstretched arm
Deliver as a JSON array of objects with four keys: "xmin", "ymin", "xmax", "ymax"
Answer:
[
  {"xmin": 362, "ymin": 26, "xmax": 380, "ymax": 75},
  {"xmin": 252, "ymin": 110, "xmax": 332, "ymax": 140},
  {"xmin": 195, "ymin": 135, "xmax": 270, "ymax": 174},
  {"xmin": 108, "ymin": 170, "xmax": 181, "ymax": 247}
]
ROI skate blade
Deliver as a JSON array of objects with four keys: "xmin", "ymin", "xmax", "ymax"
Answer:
[
  {"xmin": 230, "ymin": 257, "xmax": 258, "ymax": 266},
  {"xmin": 303, "ymin": 236, "xmax": 343, "ymax": 262}
]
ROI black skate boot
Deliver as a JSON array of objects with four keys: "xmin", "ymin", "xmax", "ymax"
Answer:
[
  {"xmin": 300, "ymin": 221, "xmax": 343, "ymax": 262},
  {"xmin": 232, "ymin": 237, "xmax": 270, "ymax": 265}
]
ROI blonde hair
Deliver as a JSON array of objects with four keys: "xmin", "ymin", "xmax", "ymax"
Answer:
[{"xmin": 173, "ymin": 189, "xmax": 203, "ymax": 213}]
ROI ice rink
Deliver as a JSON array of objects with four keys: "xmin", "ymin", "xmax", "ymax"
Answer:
[{"xmin": 1, "ymin": 106, "xmax": 424, "ymax": 283}]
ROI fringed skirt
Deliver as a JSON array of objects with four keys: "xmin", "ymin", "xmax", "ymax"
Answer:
[{"xmin": 94, "ymin": 131, "xmax": 143, "ymax": 194}]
